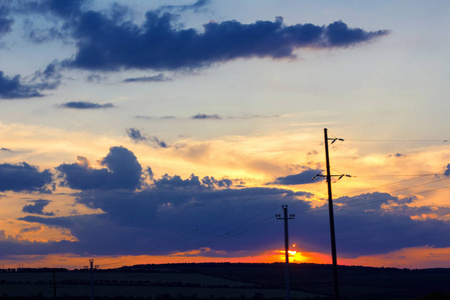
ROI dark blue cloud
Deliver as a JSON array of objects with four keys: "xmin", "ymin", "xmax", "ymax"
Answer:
[
  {"xmin": 60, "ymin": 101, "xmax": 114, "ymax": 109},
  {"xmin": 325, "ymin": 21, "xmax": 387, "ymax": 47},
  {"xmin": 86, "ymin": 74, "xmax": 106, "ymax": 83},
  {"xmin": 57, "ymin": 7, "xmax": 388, "ymax": 71},
  {"xmin": 329, "ymin": 193, "xmax": 450, "ymax": 257},
  {"xmin": 5, "ymin": 151, "xmax": 449, "ymax": 260},
  {"xmin": 273, "ymin": 169, "xmax": 324, "ymax": 185},
  {"xmin": 0, "ymin": 162, "xmax": 52, "ymax": 192},
  {"xmin": 154, "ymin": 174, "xmax": 232, "ymax": 191},
  {"xmin": 19, "ymin": 226, "xmax": 42, "ymax": 233},
  {"xmin": 126, "ymin": 128, "xmax": 146, "ymax": 142},
  {"xmin": 0, "ymin": 4, "xmax": 14, "ymax": 37},
  {"xmin": 0, "ymin": 229, "xmax": 76, "ymax": 257},
  {"xmin": 445, "ymin": 164, "xmax": 450, "ymax": 177},
  {"xmin": 154, "ymin": 174, "xmax": 204, "ymax": 191},
  {"xmin": 126, "ymin": 128, "xmax": 168, "ymax": 148},
  {"xmin": 23, "ymin": 18, "xmax": 65, "ymax": 43},
  {"xmin": 201, "ymin": 176, "xmax": 232, "ymax": 188},
  {"xmin": 29, "ymin": 62, "xmax": 62, "ymax": 90},
  {"xmin": 19, "ymin": 186, "xmax": 304, "ymax": 256},
  {"xmin": 387, "ymin": 153, "xmax": 406, "ymax": 158},
  {"xmin": 0, "ymin": 63, "xmax": 62, "ymax": 99},
  {"xmin": 192, "ymin": 113, "xmax": 221, "ymax": 120},
  {"xmin": 123, "ymin": 73, "xmax": 170, "ymax": 83},
  {"xmin": 22, "ymin": 199, "xmax": 54, "ymax": 216},
  {"xmin": 0, "ymin": 71, "xmax": 43, "ymax": 99},
  {"xmin": 160, "ymin": 0, "xmax": 210, "ymax": 13},
  {"xmin": 46, "ymin": 0, "xmax": 86, "ymax": 17},
  {"xmin": 4, "ymin": 2, "xmax": 389, "ymax": 76},
  {"xmin": 146, "ymin": 166, "xmax": 154, "ymax": 180},
  {"xmin": 17, "ymin": 182, "xmax": 450, "ymax": 259},
  {"xmin": 56, "ymin": 146, "xmax": 142, "ymax": 190},
  {"xmin": 1, "ymin": 147, "xmax": 12, "ymax": 152},
  {"xmin": 12, "ymin": 0, "xmax": 87, "ymax": 17}
]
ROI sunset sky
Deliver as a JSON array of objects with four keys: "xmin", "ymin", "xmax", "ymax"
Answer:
[{"xmin": 1, "ymin": 0, "xmax": 450, "ymax": 270}]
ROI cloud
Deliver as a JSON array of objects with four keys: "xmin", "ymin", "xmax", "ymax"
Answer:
[
  {"xmin": 0, "ymin": 63, "xmax": 62, "ymax": 99},
  {"xmin": 273, "ymin": 169, "xmax": 324, "ymax": 185},
  {"xmin": 0, "ymin": 162, "xmax": 52, "ymax": 192},
  {"xmin": 444, "ymin": 164, "xmax": 450, "ymax": 177},
  {"xmin": 0, "ymin": 71, "xmax": 43, "ymax": 99},
  {"xmin": 86, "ymin": 74, "xmax": 107, "ymax": 83},
  {"xmin": 19, "ymin": 185, "xmax": 305, "ymax": 256},
  {"xmin": 126, "ymin": 128, "xmax": 168, "ymax": 148},
  {"xmin": 22, "ymin": 18, "xmax": 65, "ymax": 43},
  {"xmin": 19, "ymin": 226, "xmax": 42, "ymax": 233},
  {"xmin": 29, "ymin": 62, "xmax": 62, "ymax": 89},
  {"xmin": 324, "ymin": 21, "xmax": 388, "ymax": 47},
  {"xmin": 192, "ymin": 113, "xmax": 221, "ymax": 120},
  {"xmin": 49, "ymin": 4, "xmax": 388, "ymax": 71},
  {"xmin": 154, "ymin": 174, "xmax": 232, "ymax": 190},
  {"xmin": 238, "ymin": 114, "xmax": 281, "ymax": 119},
  {"xmin": 134, "ymin": 115, "xmax": 177, "ymax": 120},
  {"xmin": 17, "ymin": 179, "xmax": 450, "ymax": 259},
  {"xmin": 382, "ymin": 203, "xmax": 450, "ymax": 220},
  {"xmin": 56, "ymin": 146, "xmax": 142, "ymax": 190},
  {"xmin": 1, "ymin": 147, "xmax": 12, "ymax": 152},
  {"xmin": 159, "ymin": 0, "xmax": 210, "ymax": 13},
  {"xmin": 387, "ymin": 153, "xmax": 406, "ymax": 158},
  {"xmin": 328, "ymin": 193, "xmax": 450, "ymax": 257},
  {"xmin": 123, "ymin": 73, "xmax": 170, "ymax": 83},
  {"xmin": 60, "ymin": 101, "xmax": 114, "ymax": 109},
  {"xmin": 0, "ymin": 4, "xmax": 14, "ymax": 38},
  {"xmin": 3, "ymin": 2, "xmax": 389, "ymax": 84},
  {"xmin": 4, "ymin": 151, "xmax": 447, "ymax": 259},
  {"xmin": 135, "ymin": 114, "xmax": 281, "ymax": 121},
  {"xmin": 15, "ymin": 0, "xmax": 88, "ymax": 18},
  {"xmin": 0, "ymin": 231, "xmax": 76, "ymax": 257},
  {"xmin": 22, "ymin": 199, "xmax": 54, "ymax": 216}
]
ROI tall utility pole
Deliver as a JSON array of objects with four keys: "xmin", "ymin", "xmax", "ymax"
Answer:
[
  {"xmin": 324, "ymin": 128, "xmax": 341, "ymax": 300},
  {"xmin": 276, "ymin": 205, "xmax": 295, "ymax": 300}
]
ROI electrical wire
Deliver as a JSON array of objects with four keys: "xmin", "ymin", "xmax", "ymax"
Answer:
[{"xmin": 346, "ymin": 139, "xmax": 449, "ymax": 142}]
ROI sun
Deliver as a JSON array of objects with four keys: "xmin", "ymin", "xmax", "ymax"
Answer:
[{"xmin": 271, "ymin": 244, "xmax": 309, "ymax": 263}]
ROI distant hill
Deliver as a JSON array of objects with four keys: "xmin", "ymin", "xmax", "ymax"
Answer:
[
  {"xmin": 1, "ymin": 263, "xmax": 450, "ymax": 299},
  {"xmin": 116, "ymin": 262, "xmax": 450, "ymax": 300}
]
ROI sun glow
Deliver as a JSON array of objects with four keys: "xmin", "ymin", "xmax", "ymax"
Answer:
[{"xmin": 273, "ymin": 248, "xmax": 310, "ymax": 263}]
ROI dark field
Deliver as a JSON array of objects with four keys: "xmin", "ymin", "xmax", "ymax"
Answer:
[{"xmin": 0, "ymin": 263, "xmax": 449, "ymax": 300}]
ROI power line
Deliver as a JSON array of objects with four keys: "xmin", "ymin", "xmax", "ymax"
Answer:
[
  {"xmin": 334, "ymin": 176, "xmax": 450, "ymax": 200},
  {"xmin": 345, "ymin": 139, "xmax": 449, "ymax": 142},
  {"xmin": 332, "ymin": 174, "xmax": 440, "ymax": 198}
]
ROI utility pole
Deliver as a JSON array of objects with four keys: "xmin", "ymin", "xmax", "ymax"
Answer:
[
  {"xmin": 276, "ymin": 205, "xmax": 295, "ymax": 300},
  {"xmin": 324, "ymin": 128, "xmax": 342, "ymax": 300},
  {"xmin": 89, "ymin": 259, "xmax": 96, "ymax": 300}
]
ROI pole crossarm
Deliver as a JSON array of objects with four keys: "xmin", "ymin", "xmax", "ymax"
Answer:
[
  {"xmin": 313, "ymin": 173, "xmax": 351, "ymax": 181},
  {"xmin": 328, "ymin": 137, "xmax": 344, "ymax": 144},
  {"xmin": 276, "ymin": 205, "xmax": 295, "ymax": 220}
]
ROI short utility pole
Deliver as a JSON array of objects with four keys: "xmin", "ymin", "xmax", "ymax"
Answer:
[
  {"xmin": 86, "ymin": 259, "xmax": 99, "ymax": 300},
  {"xmin": 90, "ymin": 259, "xmax": 94, "ymax": 300},
  {"xmin": 276, "ymin": 205, "xmax": 295, "ymax": 300}
]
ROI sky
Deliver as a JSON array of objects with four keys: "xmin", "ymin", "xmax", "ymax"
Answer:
[{"xmin": 0, "ymin": 0, "xmax": 450, "ymax": 270}]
